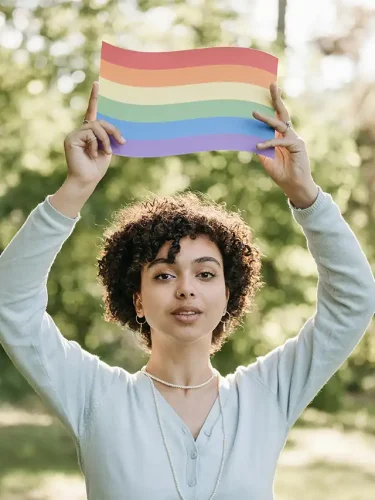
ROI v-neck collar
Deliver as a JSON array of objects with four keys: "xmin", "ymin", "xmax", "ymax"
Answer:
[{"xmin": 138, "ymin": 370, "xmax": 232, "ymax": 445}]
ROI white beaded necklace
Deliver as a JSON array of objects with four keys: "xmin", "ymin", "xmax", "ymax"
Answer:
[{"xmin": 141, "ymin": 366, "xmax": 227, "ymax": 500}]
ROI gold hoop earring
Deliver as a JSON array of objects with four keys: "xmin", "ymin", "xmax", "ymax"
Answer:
[{"xmin": 136, "ymin": 315, "xmax": 147, "ymax": 334}]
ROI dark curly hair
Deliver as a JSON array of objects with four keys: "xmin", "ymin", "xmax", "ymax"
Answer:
[{"xmin": 96, "ymin": 190, "xmax": 265, "ymax": 356}]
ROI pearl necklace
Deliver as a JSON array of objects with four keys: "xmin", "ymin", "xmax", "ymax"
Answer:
[
  {"xmin": 140, "ymin": 365, "xmax": 217, "ymax": 389},
  {"xmin": 141, "ymin": 366, "xmax": 226, "ymax": 500}
]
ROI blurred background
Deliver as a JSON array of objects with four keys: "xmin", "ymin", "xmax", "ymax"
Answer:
[{"xmin": 1, "ymin": 0, "xmax": 375, "ymax": 498}]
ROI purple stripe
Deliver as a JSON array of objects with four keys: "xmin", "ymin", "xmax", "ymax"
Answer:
[{"xmin": 103, "ymin": 134, "xmax": 275, "ymax": 159}]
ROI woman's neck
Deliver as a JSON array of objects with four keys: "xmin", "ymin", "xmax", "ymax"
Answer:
[{"xmin": 144, "ymin": 343, "xmax": 215, "ymax": 387}]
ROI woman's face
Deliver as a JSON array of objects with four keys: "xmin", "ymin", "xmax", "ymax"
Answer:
[{"xmin": 133, "ymin": 234, "xmax": 229, "ymax": 346}]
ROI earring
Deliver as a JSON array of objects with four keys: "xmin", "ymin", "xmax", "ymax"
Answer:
[
  {"xmin": 220, "ymin": 309, "xmax": 227, "ymax": 333},
  {"xmin": 136, "ymin": 314, "xmax": 147, "ymax": 334}
]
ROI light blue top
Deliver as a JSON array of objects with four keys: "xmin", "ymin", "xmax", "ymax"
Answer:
[{"xmin": 0, "ymin": 186, "xmax": 374, "ymax": 500}]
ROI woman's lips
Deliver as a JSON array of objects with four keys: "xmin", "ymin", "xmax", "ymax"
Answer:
[{"xmin": 172, "ymin": 312, "xmax": 201, "ymax": 323}]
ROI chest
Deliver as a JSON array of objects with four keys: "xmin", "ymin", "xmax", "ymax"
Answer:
[
  {"xmin": 80, "ymin": 377, "xmax": 285, "ymax": 499},
  {"xmin": 155, "ymin": 384, "xmax": 219, "ymax": 440}
]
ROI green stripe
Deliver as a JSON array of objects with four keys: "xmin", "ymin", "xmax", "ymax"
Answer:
[{"xmin": 98, "ymin": 95, "xmax": 274, "ymax": 122}]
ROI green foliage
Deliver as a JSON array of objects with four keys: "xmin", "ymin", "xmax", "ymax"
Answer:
[{"xmin": 0, "ymin": 0, "xmax": 374, "ymax": 415}]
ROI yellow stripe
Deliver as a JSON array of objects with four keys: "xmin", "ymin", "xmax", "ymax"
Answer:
[{"xmin": 99, "ymin": 77, "xmax": 273, "ymax": 107}]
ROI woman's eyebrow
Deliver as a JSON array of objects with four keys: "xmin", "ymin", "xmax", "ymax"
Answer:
[{"xmin": 147, "ymin": 256, "xmax": 221, "ymax": 270}]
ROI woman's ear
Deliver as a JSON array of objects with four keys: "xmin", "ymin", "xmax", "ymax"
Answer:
[{"xmin": 133, "ymin": 293, "xmax": 142, "ymax": 315}]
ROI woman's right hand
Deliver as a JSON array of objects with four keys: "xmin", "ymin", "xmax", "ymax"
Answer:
[{"xmin": 63, "ymin": 81, "xmax": 126, "ymax": 186}]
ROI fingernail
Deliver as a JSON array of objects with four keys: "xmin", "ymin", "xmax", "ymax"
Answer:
[
  {"xmin": 120, "ymin": 136, "xmax": 126, "ymax": 143},
  {"xmin": 257, "ymin": 143, "xmax": 264, "ymax": 147},
  {"xmin": 108, "ymin": 148, "xmax": 112, "ymax": 153}
]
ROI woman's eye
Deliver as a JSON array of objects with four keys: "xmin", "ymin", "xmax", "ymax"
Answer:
[
  {"xmin": 154, "ymin": 272, "xmax": 215, "ymax": 280},
  {"xmin": 154, "ymin": 273, "xmax": 172, "ymax": 280},
  {"xmin": 199, "ymin": 272, "xmax": 216, "ymax": 279}
]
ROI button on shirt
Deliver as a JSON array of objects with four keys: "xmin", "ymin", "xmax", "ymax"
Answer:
[{"xmin": 0, "ymin": 189, "xmax": 374, "ymax": 499}]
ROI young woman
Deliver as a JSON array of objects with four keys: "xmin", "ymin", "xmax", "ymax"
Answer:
[{"xmin": 0, "ymin": 81, "xmax": 374, "ymax": 500}]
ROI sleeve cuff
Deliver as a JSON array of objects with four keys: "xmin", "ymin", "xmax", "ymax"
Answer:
[
  {"xmin": 43, "ymin": 195, "xmax": 82, "ymax": 225},
  {"xmin": 287, "ymin": 185, "xmax": 327, "ymax": 220}
]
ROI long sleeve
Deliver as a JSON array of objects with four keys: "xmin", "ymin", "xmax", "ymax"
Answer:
[
  {"xmin": 0, "ymin": 196, "xmax": 120, "ymax": 441},
  {"xmin": 238, "ymin": 185, "xmax": 375, "ymax": 430}
]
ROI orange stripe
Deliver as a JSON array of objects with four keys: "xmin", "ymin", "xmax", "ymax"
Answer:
[{"xmin": 101, "ymin": 60, "xmax": 275, "ymax": 88}]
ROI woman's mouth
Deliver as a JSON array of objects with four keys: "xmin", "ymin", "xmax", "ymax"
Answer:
[{"xmin": 172, "ymin": 312, "xmax": 201, "ymax": 323}]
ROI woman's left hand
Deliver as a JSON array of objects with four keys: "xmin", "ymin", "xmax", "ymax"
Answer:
[{"xmin": 252, "ymin": 82, "xmax": 319, "ymax": 206}]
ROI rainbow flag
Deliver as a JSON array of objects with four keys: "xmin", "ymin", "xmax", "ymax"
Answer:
[{"xmin": 97, "ymin": 41, "xmax": 278, "ymax": 158}]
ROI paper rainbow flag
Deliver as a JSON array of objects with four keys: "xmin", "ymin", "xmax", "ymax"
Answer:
[{"xmin": 97, "ymin": 41, "xmax": 278, "ymax": 159}]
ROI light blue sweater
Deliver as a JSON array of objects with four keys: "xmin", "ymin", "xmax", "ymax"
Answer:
[{"xmin": 0, "ymin": 186, "xmax": 374, "ymax": 500}]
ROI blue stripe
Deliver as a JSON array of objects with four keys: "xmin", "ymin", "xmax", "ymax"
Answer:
[{"xmin": 97, "ymin": 114, "xmax": 274, "ymax": 141}]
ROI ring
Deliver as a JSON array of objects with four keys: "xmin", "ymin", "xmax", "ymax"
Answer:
[{"xmin": 282, "ymin": 120, "xmax": 292, "ymax": 135}]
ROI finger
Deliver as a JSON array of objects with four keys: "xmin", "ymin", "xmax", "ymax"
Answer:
[
  {"xmin": 252, "ymin": 110, "xmax": 295, "ymax": 136},
  {"xmin": 98, "ymin": 119, "xmax": 126, "ymax": 145},
  {"xmin": 89, "ymin": 121, "xmax": 113, "ymax": 155},
  {"xmin": 86, "ymin": 132, "xmax": 98, "ymax": 158},
  {"xmin": 85, "ymin": 81, "xmax": 99, "ymax": 122},
  {"xmin": 270, "ymin": 82, "xmax": 290, "ymax": 123},
  {"xmin": 256, "ymin": 136, "xmax": 301, "ymax": 150}
]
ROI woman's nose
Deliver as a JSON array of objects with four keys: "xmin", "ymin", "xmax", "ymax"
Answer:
[
  {"xmin": 176, "ymin": 278, "xmax": 195, "ymax": 297},
  {"xmin": 177, "ymin": 289, "xmax": 195, "ymax": 297}
]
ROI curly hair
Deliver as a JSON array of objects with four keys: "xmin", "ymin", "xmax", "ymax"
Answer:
[{"xmin": 96, "ymin": 190, "xmax": 265, "ymax": 356}]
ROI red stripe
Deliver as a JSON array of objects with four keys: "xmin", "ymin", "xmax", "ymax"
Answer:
[{"xmin": 101, "ymin": 42, "xmax": 278, "ymax": 74}]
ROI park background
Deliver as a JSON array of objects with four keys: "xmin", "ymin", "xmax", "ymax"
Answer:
[{"xmin": 0, "ymin": 0, "xmax": 375, "ymax": 498}]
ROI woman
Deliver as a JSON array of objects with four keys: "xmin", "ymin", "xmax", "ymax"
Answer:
[{"xmin": 0, "ymin": 81, "xmax": 374, "ymax": 500}]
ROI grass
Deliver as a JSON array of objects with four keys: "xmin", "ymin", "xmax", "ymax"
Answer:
[{"xmin": 0, "ymin": 393, "xmax": 375, "ymax": 499}]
